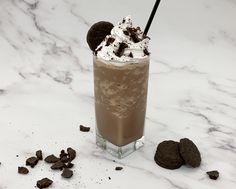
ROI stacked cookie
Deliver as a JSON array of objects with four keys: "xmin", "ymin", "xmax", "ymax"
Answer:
[{"xmin": 154, "ymin": 138, "xmax": 201, "ymax": 169}]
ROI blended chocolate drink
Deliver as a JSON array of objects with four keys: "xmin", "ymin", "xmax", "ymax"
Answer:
[{"xmin": 87, "ymin": 16, "xmax": 150, "ymax": 158}]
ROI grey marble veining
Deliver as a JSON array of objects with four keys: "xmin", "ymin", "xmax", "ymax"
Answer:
[{"xmin": 0, "ymin": 0, "xmax": 236, "ymax": 188}]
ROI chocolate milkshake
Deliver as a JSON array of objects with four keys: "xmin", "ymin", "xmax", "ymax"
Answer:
[{"xmin": 87, "ymin": 16, "xmax": 150, "ymax": 158}]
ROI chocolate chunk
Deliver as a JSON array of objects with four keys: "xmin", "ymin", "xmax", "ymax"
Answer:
[
  {"xmin": 65, "ymin": 162, "xmax": 74, "ymax": 168},
  {"xmin": 115, "ymin": 166, "xmax": 123, "ymax": 171},
  {"xmin": 108, "ymin": 177, "xmax": 111, "ymax": 180},
  {"xmin": 87, "ymin": 21, "xmax": 114, "ymax": 51},
  {"xmin": 26, "ymin": 157, "xmax": 38, "ymax": 168},
  {"xmin": 67, "ymin": 147, "xmax": 76, "ymax": 161},
  {"xmin": 50, "ymin": 161, "xmax": 65, "ymax": 170},
  {"xmin": 18, "ymin": 166, "xmax": 29, "ymax": 174},
  {"xmin": 59, "ymin": 150, "xmax": 68, "ymax": 159},
  {"xmin": 143, "ymin": 48, "xmax": 150, "ymax": 56},
  {"xmin": 36, "ymin": 150, "xmax": 43, "ymax": 160},
  {"xmin": 80, "ymin": 125, "xmax": 90, "ymax": 132},
  {"xmin": 207, "ymin": 170, "xmax": 219, "ymax": 180},
  {"xmin": 115, "ymin": 42, "xmax": 128, "ymax": 57},
  {"xmin": 61, "ymin": 168, "xmax": 73, "ymax": 178},
  {"xmin": 179, "ymin": 138, "xmax": 201, "ymax": 168},
  {"xmin": 127, "ymin": 27, "xmax": 140, "ymax": 43},
  {"xmin": 128, "ymin": 52, "xmax": 133, "ymax": 58},
  {"xmin": 44, "ymin": 154, "xmax": 59, "ymax": 163},
  {"xmin": 105, "ymin": 37, "xmax": 115, "ymax": 46},
  {"xmin": 60, "ymin": 156, "xmax": 69, "ymax": 163},
  {"xmin": 154, "ymin": 140, "xmax": 184, "ymax": 170},
  {"xmin": 36, "ymin": 178, "xmax": 53, "ymax": 188}
]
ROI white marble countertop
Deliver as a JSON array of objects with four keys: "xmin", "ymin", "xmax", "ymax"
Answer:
[{"xmin": 0, "ymin": 0, "xmax": 236, "ymax": 188}]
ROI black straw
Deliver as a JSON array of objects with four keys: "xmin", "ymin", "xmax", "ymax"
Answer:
[{"xmin": 144, "ymin": 0, "xmax": 161, "ymax": 35}]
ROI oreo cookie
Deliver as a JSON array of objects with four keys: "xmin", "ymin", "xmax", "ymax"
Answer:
[
  {"xmin": 87, "ymin": 21, "xmax": 114, "ymax": 51},
  {"xmin": 154, "ymin": 140, "xmax": 184, "ymax": 169},
  {"xmin": 206, "ymin": 170, "xmax": 219, "ymax": 180},
  {"xmin": 179, "ymin": 138, "xmax": 201, "ymax": 168},
  {"xmin": 36, "ymin": 178, "xmax": 53, "ymax": 188}
]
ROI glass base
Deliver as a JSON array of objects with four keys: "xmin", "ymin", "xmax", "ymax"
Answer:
[{"xmin": 96, "ymin": 132, "xmax": 144, "ymax": 159}]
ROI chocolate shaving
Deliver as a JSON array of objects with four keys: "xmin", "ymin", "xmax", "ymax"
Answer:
[
  {"xmin": 105, "ymin": 37, "xmax": 115, "ymax": 46},
  {"xmin": 115, "ymin": 166, "xmax": 123, "ymax": 171},
  {"xmin": 128, "ymin": 52, "xmax": 133, "ymax": 58},
  {"xmin": 80, "ymin": 125, "xmax": 90, "ymax": 132},
  {"xmin": 115, "ymin": 42, "xmax": 128, "ymax": 57},
  {"xmin": 143, "ymin": 48, "xmax": 150, "ymax": 56}
]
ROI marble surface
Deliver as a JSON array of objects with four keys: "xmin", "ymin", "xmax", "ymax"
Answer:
[{"xmin": 0, "ymin": 0, "xmax": 236, "ymax": 188}]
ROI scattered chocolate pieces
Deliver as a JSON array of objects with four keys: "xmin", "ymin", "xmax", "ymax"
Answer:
[
  {"xmin": 154, "ymin": 140, "xmax": 184, "ymax": 170},
  {"xmin": 207, "ymin": 170, "xmax": 219, "ymax": 180},
  {"xmin": 127, "ymin": 27, "xmax": 140, "ymax": 43},
  {"xmin": 115, "ymin": 42, "xmax": 128, "ymax": 57},
  {"xmin": 67, "ymin": 147, "xmax": 76, "ymax": 161},
  {"xmin": 36, "ymin": 178, "xmax": 53, "ymax": 189},
  {"xmin": 87, "ymin": 21, "xmax": 114, "ymax": 51},
  {"xmin": 18, "ymin": 166, "xmax": 29, "ymax": 174},
  {"xmin": 36, "ymin": 150, "xmax": 43, "ymax": 160},
  {"xmin": 44, "ymin": 155, "xmax": 59, "ymax": 163},
  {"xmin": 50, "ymin": 161, "xmax": 65, "ymax": 170},
  {"xmin": 61, "ymin": 168, "xmax": 73, "ymax": 178},
  {"xmin": 179, "ymin": 138, "xmax": 201, "ymax": 168},
  {"xmin": 80, "ymin": 125, "xmax": 90, "ymax": 132},
  {"xmin": 59, "ymin": 150, "xmax": 68, "ymax": 159},
  {"xmin": 26, "ymin": 157, "xmax": 39, "ymax": 168},
  {"xmin": 115, "ymin": 166, "xmax": 123, "ymax": 171}
]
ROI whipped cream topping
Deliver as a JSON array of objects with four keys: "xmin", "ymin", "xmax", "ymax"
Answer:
[{"xmin": 95, "ymin": 16, "xmax": 150, "ymax": 62}]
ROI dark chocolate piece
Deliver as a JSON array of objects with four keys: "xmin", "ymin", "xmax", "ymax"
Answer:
[
  {"xmin": 115, "ymin": 42, "xmax": 128, "ymax": 57},
  {"xmin": 115, "ymin": 166, "xmax": 123, "ymax": 171},
  {"xmin": 36, "ymin": 178, "xmax": 53, "ymax": 188},
  {"xmin": 50, "ymin": 161, "xmax": 65, "ymax": 170},
  {"xmin": 105, "ymin": 37, "xmax": 115, "ymax": 46},
  {"xmin": 80, "ymin": 125, "xmax": 90, "ymax": 132},
  {"xmin": 36, "ymin": 150, "xmax": 43, "ymax": 160},
  {"xmin": 207, "ymin": 170, "xmax": 219, "ymax": 180},
  {"xmin": 26, "ymin": 157, "xmax": 38, "ymax": 168},
  {"xmin": 67, "ymin": 147, "xmax": 76, "ymax": 161},
  {"xmin": 61, "ymin": 168, "xmax": 73, "ymax": 178},
  {"xmin": 44, "ymin": 154, "xmax": 59, "ymax": 163},
  {"xmin": 18, "ymin": 166, "xmax": 29, "ymax": 174},
  {"xmin": 143, "ymin": 48, "xmax": 150, "ymax": 56}
]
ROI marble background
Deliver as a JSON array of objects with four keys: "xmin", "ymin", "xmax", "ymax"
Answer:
[{"xmin": 0, "ymin": 0, "xmax": 236, "ymax": 188}]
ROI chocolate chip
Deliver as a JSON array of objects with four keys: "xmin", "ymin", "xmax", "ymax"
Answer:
[
  {"xmin": 67, "ymin": 147, "xmax": 76, "ymax": 161},
  {"xmin": 18, "ymin": 166, "xmax": 29, "ymax": 174},
  {"xmin": 128, "ymin": 52, "xmax": 133, "ymax": 58},
  {"xmin": 36, "ymin": 150, "xmax": 43, "ymax": 160},
  {"xmin": 105, "ymin": 37, "xmax": 115, "ymax": 46},
  {"xmin": 80, "ymin": 125, "xmax": 90, "ymax": 132},
  {"xmin": 36, "ymin": 178, "xmax": 53, "ymax": 188},
  {"xmin": 207, "ymin": 170, "xmax": 219, "ymax": 180},
  {"xmin": 26, "ymin": 157, "xmax": 38, "ymax": 168},
  {"xmin": 61, "ymin": 168, "xmax": 73, "ymax": 178},
  {"xmin": 50, "ymin": 161, "xmax": 65, "ymax": 170},
  {"xmin": 115, "ymin": 42, "xmax": 128, "ymax": 57},
  {"xmin": 115, "ymin": 166, "xmax": 123, "ymax": 171},
  {"xmin": 44, "ymin": 154, "xmax": 59, "ymax": 163},
  {"xmin": 143, "ymin": 48, "xmax": 150, "ymax": 56}
]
